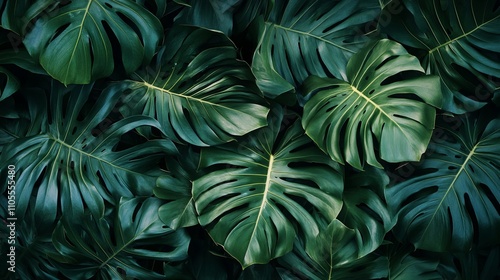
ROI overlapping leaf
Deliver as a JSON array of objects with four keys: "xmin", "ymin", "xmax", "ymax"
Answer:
[
  {"xmin": 23, "ymin": 0, "xmax": 163, "ymax": 85},
  {"xmin": 0, "ymin": 82, "xmax": 175, "ymax": 226},
  {"xmin": 387, "ymin": 116, "xmax": 500, "ymax": 252},
  {"xmin": 51, "ymin": 197, "xmax": 190, "ymax": 279},
  {"xmin": 302, "ymin": 39, "xmax": 442, "ymax": 170},
  {"xmin": 119, "ymin": 26, "xmax": 269, "ymax": 146},
  {"xmin": 277, "ymin": 236, "xmax": 389, "ymax": 280},
  {"xmin": 252, "ymin": 0, "xmax": 380, "ymax": 98},
  {"xmin": 193, "ymin": 109, "xmax": 343, "ymax": 267},
  {"xmin": 384, "ymin": 0, "xmax": 500, "ymax": 113}
]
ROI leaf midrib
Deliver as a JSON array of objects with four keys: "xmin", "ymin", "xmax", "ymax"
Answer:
[
  {"xmin": 428, "ymin": 13, "xmax": 500, "ymax": 53},
  {"xmin": 271, "ymin": 23, "xmax": 355, "ymax": 53},
  {"xmin": 246, "ymin": 154, "xmax": 274, "ymax": 258},
  {"xmin": 421, "ymin": 143, "xmax": 478, "ymax": 238},
  {"xmin": 65, "ymin": 0, "xmax": 93, "ymax": 83},
  {"xmin": 138, "ymin": 81, "xmax": 244, "ymax": 113},
  {"xmin": 50, "ymin": 136, "xmax": 144, "ymax": 176},
  {"xmin": 349, "ymin": 85, "xmax": 411, "ymax": 141}
]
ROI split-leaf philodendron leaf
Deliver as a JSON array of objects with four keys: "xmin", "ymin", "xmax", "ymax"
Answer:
[
  {"xmin": 119, "ymin": 26, "xmax": 270, "ymax": 147},
  {"xmin": 0, "ymin": 82, "xmax": 175, "ymax": 227},
  {"xmin": 302, "ymin": 39, "xmax": 443, "ymax": 170},
  {"xmin": 23, "ymin": 0, "xmax": 163, "ymax": 85},
  {"xmin": 387, "ymin": 116, "xmax": 500, "ymax": 252},
  {"xmin": 193, "ymin": 108, "xmax": 343, "ymax": 267},
  {"xmin": 385, "ymin": 0, "xmax": 500, "ymax": 113}
]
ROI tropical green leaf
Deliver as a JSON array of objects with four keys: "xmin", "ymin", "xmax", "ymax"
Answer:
[
  {"xmin": 277, "ymin": 236, "xmax": 389, "ymax": 280},
  {"xmin": 252, "ymin": 0, "xmax": 380, "ymax": 99},
  {"xmin": 193, "ymin": 108, "xmax": 343, "ymax": 267},
  {"xmin": 51, "ymin": 197, "xmax": 190, "ymax": 279},
  {"xmin": 23, "ymin": 0, "xmax": 163, "ymax": 85},
  {"xmin": 174, "ymin": 0, "xmax": 242, "ymax": 35},
  {"xmin": 155, "ymin": 171, "xmax": 197, "ymax": 230},
  {"xmin": 119, "ymin": 26, "xmax": 269, "ymax": 146},
  {"xmin": 0, "ymin": 66, "xmax": 19, "ymax": 101},
  {"xmin": 338, "ymin": 167, "xmax": 394, "ymax": 257},
  {"xmin": 384, "ymin": 0, "xmax": 500, "ymax": 113},
  {"xmin": 387, "ymin": 116, "xmax": 500, "ymax": 252},
  {"xmin": 387, "ymin": 246, "xmax": 456, "ymax": 280},
  {"xmin": 0, "ymin": 197, "xmax": 60, "ymax": 280},
  {"xmin": 0, "ymin": 81, "xmax": 175, "ymax": 227},
  {"xmin": 302, "ymin": 39, "xmax": 443, "ymax": 170}
]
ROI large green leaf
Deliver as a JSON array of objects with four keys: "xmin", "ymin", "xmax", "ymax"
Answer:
[
  {"xmin": 0, "ymin": 81, "xmax": 175, "ymax": 226},
  {"xmin": 387, "ymin": 116, "xmax": 500, "ymax": 252},
  {"xmin": 252, "ymin": 0, "xmax": 380, "ymax": 99},
  {"xmin": 302, "ymin": 39, "xmax": 443, "ymax": 170},
  {"xmin": 51, "ymin": 197, "xmax": 190, "ymax": 279},
  {"xmin": 23, "ymin": 0, "xmax": 163, "ymax": 85},
  {"xmin": 119, "ymin": 26, "xmax": 269, "ymax": 146},
  {"xmin": 384, "ymin": 0, "xmax": 500, "ymax": 113},
  {"xmin": 193, "ymin": 108, "xmax": 344, "ymax": 267}
]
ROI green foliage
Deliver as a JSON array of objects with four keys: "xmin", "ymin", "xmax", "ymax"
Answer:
[{"xmin": 1, "ymin": 0, "xmax": 499, "ymax": 279}]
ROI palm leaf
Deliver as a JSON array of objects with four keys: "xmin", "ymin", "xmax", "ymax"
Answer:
[{"xmin": 302, "ymin": 39, "xmax": 442, "ymax": 170}]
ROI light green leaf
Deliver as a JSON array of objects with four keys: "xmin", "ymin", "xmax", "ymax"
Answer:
[
  {"xmin": 252, "ymin": 0, "xmax": 380, "ymax": 99},
  {"xmin": 0, "ymin": 82, "xmax": 175, "ymax": 227},
  {"xmin": 387, "ymin": 116, "xmax": 500, "ymax": 252},
  {"xmin": 52, "ymin": 197, "xmax": 190, "ymax": 279},
  {"xmin": 302, "ymin": 39, "xmax": 442, "ymax": 170},
  {"xmin": 23, "ymin": 0, "xmax": 163, "ymax": 85},
  {"xmin": 193, "ymin": 109, "xmax": 343, "ymax": 268},
  {"xmin": 384, "ymin": 0, "xmax": 500, "ymax": 113},
  {"xmin": 120, "ymin": 26, "xmax": 269, "ymax": 146}
]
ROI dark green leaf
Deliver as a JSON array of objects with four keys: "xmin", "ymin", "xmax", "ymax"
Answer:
[
  {"xmin": 384, "ymin": 0, "xmax": 500, "ymax": 113},
  {"xmin": 252, "ymin": 0, "xmax": 380, "ymax": 99},
  {"xmin": 23, "ymin": 0, "xmax": 163, "ymax": 85},
  {"xmin": 120, "ymin": 26, "xmax": 269, "ymax": 146},
  {"xmin": 0, "ymin": 82, "xmax": 175, "ymax": 226},
  {"xmin": 52, "ymin": 197, "xmax": 190, "ymax": 279},
  {"xmin": 387, "ymin": 116, "xmax": 500, "ymax": 252}
]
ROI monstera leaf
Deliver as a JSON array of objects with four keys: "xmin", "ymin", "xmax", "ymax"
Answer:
[
  {"xmin": 51, "ymin": 197, "xmax": 190, "ymax": 279},
  {"xmin": 0, "ymin": 81, "xmax": 175, "ymax": 227},
  {"xmin": 387, "ymin": 116, "xmax": 500, "ymax": 252},
  {"xmin": 0, "ymin": 197, "xmax": 60, "ymax": 280},
  {"xmin": 119, "ymin": 26, "xmax": 269, "ymax": 146},
  {"xmin": 277, "ymin": 236, "xmax": 389, "ymax": 280},
  {"xmin": 23, "ymin": 0, "xmax": 163, "ymax": 85},
  {"xmin": 155, "ymin": 148, "xmax": 201, "ymax": 230},
  {"xmin": 252, "ymin": 0, "xmax": 380, "ymax": 98},
  {"xmin": 337, "ymin": 167, "xmax": 394, "ymax": 257},
  {"xmin": 302, "ymin": 39, "xmax": 443, "ymax": 170},
  {"xmin": 384, "ymin": 0, "xmax": 500, "ymax": 113},
  {"xmin": 193, "ymin": 108, "xmax": 344, "ymax": 267}
]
